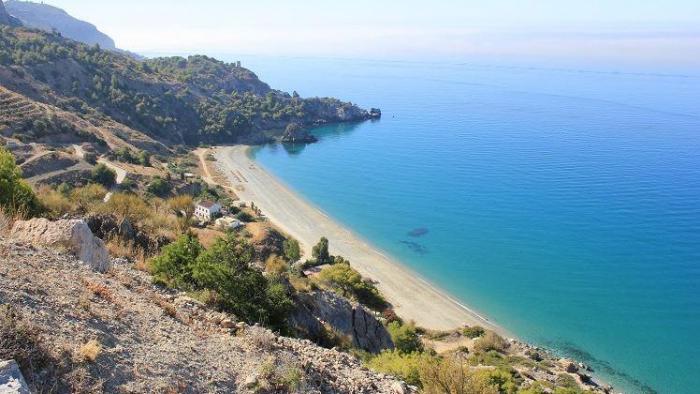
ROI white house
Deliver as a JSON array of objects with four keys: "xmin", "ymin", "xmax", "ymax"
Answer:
[
  {"xmin": 194, "ymin": 200, "xmax": 221, "ymax": 222},
  {"xmin": 215, "ymin": 217, "xmax": 244, "ymax": 231}
]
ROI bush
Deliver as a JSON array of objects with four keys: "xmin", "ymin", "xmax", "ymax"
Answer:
[
  {"xmin": 91, "ymin": 163, "xmax": 116, "ymax": 187},
  {"xmin": 367, "ymin": 350, "xmax": 430, "ymax": 386},
  {"xmin": 101, "ymin": 193, "xmax": 151, "ymax": 223},
  {"xmin": 463, "ymin": 325, "xmax": 486, "ymax": 339},
  {"xmin": 316, "ymin": 262, "xmax": 387, "ymax": 311},
  {"xmin": 265, "ymin": 255, "xmax": 289, "ymax": 274},
  {"xmin": 70, "ymin": 184, "xmax": 107, "ymax": 212},
  {"xmin": 146, "ymin": 177, "xmax": 171, "ymax": 197},
  {"xmin": 235, "ymin": 211, "xmax": 254, "ymax": 222},
  {"xmin": 283, "ymin": 238, "xmax": 301, "ymax": 262},
  {"xmin": 150, "ymin": 232, "xmax": 203, "ymax": 288},
  {"xmin": 387, "ymin": 321, "xmax": 424, "ymax": 354},
  {"xmin": 37, "ymin": 186, "xmax": 72, "ymax": 219},
  {"xmin": 474, "ymin": 331, "xmax": 509, "ymax": 353},
  {"xmin": 421, "ymin": 354, "xmax": 517, "ymax": 394},
  {"xmin": 0, "ymin": 147, "xmax": 42, "ymax": 217}
]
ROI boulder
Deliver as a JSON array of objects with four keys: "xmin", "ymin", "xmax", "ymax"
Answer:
[
  {"xmin": 290, "ymin": 290, "xmax": 394, "ymax": 354},
  {"xmin": 281, "ymin": 123, "xmax": 318, "ymax": 144},
  {"xmin": 10, "ymin": 218, "xmax": 111, "ymax": 272},
  {"xmin": 0, "ymin": 360, "xmax": 30, "ymax": 394}
]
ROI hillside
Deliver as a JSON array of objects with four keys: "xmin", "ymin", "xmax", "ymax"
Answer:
[
  {"xmin": 0, "ymin": 238, "xmax": 410, "ymax": 393},
  {"xmin": 0, "ymin": 0, "xmax": 20, "ymax": 26},
  {"xmin": 0, "ymin": 24, "xmax": 377, "ymax": 150},
  {"xmin": 4, "ymin": 0, "xmax": 116, "ymax": 49}
]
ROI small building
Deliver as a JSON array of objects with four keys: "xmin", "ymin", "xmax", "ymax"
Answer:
[
  {"xmin": 215, "ymin": 217, "xmax": 244, "ymax": 231},
  {"xmin": 194, "ymin": 200, "xmax": 221, "ymax": 222}
]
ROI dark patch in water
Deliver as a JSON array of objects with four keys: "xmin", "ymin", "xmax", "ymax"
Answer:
[
  {"xmin": 399, "ymin": 240, "xmax": 428, "ymax": 255},
  {"xmin": 544, "ymin": 339, "xmax": 658, "ymax": 394},
  {"xmin": 407, "ymin": 228, "xmax": 429, "ymax": 237}
]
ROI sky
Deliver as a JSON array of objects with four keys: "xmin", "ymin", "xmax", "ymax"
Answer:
[{"xmin": 30, "ymin": 0, "xmax": 700, "ymax": 68}]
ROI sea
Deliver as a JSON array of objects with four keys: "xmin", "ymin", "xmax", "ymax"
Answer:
[{"xmin": 224, "ymin": 55, "xmax": 700, "ymax": 393}]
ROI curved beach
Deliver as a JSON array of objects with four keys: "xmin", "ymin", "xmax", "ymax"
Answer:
[{"xmin": 215, "ymin": 145, "xmax": 503, "ymax": 333}]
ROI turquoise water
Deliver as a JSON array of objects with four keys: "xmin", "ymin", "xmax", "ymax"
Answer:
[{"xmin": 238, "ymin": 57, "xmax": 700, "ymax": 393}]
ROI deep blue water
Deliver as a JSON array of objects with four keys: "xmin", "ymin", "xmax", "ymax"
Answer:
[{"xmin": 233, "ymin": 57, "xmax": 700, "ymax": 393}]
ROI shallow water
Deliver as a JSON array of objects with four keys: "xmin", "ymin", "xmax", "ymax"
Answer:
[{"xmin": 234, "ymin": 56, "xmax": 699, "ymax": 393}]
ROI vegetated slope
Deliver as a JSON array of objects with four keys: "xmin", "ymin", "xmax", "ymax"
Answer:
[
  {"xmin": 5, "ymin": 0, "xmax": 117, "ymax": 49},
  {"xmin": 0, "ymin": 239, "xmax": 410, "ymax": 393},
  {"xmin": 0, "ymin": 25, "xmax": 375, "ymax": 148}
]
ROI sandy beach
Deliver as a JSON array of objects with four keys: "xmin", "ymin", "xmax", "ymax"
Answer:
[{"xmin": 215, "ymin": 145, "xmax": 503, "ymax": 332}]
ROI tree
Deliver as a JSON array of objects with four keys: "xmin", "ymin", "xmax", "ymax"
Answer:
[
  {"xmin": 91, "ymin": 163, "xmax": 116, "ymax": 187},
  {"xmin": 146, "ymin": 177, "xmax": 171, "ymax": 197},
  {"xmin": 316, "ymin": 262, "xmax": 387, "ymax": 310},
  {"xmin": 151, "ymin": 232, "xmax": 203, "ymax": 288},
  {"xmin": 283, "ymin": 238, "xmax": 302, "ymax": 263},
  {"xmin": 387, "ymin": 321, "xmax": 424, "ymax": 354},
  {"xmin": 191, "ymin": 234, "xmax": 270, "ymax": 324},
  {"xmin": 312, "ymin": 237, "xmax": 330, "ymax": 264},
  {"xmin": 0, "ymin": 148, "xmax": 41, "ymax": 217}
]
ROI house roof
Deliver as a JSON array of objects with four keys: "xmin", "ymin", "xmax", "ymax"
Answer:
[{"xmin": 197, "ymin": 200, "xmax": 219, "ymax": 209}]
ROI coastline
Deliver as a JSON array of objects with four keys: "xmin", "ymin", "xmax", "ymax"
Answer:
[{"xmin": 214, "ymin": 145, "xmax": 504, "ymax": 333}]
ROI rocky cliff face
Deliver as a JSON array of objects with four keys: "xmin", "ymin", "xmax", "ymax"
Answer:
[
  {"xmin": 5, "ymin": 0, "xmax": 115, "ymax": 49},
  {"xmin": 0, "ymin": 1, "xmax": 21, "ymax": 26},
  {"xmin": 290, "ymin": 290, "xmax": 394, "ymax": 354},
  {"xmin": 0, "ymin": 239, "xmax": 413, "ymax": 393}
]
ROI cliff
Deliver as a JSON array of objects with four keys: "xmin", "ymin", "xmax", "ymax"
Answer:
[{"xmin": 0, "ymin": 0, "xmax": 21, "ymax": 26}]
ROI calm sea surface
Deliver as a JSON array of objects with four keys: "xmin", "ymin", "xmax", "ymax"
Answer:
[{"xmin": 230, "ymin": 56, "xmax": 700, "ymax": 393}]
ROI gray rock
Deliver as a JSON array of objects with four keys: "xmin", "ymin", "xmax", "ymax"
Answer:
[
  {"xmin": 290, "ymin": 290, "xmax": 394, "ymax": 354},
  {"xmin": 0, "ymin": 360, "xmax": 30, "ymax": 394},
  {"xmin": 10, "ymin": 218, "xmax": 111, "ymax": 272}
]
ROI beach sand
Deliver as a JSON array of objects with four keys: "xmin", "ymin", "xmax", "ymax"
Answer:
[{"xmin": 215, "ymin": 145, "xmax": 503, "ymax": 332}]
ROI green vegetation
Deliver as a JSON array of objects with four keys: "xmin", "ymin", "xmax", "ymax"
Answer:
[
  {"xmin": 0, "ymin": 27, "xmax": 367, "ymax": 145},
  {"xmin": 150, "ymin": 232, "xmax": 294, "ymax": 330},
  {"xmin": 0, "ymin": 147, "xmax": 41, "ymax": 217},
  {"xmin": 311, "ymin": 237, "xmax": 331, "ymax": 264},
  {"xmin": 387, "ymin": 321, "xmax": 424, "ymax": 354},
  {"xmin": 283, "ymin": 238, "xmax": 302, "ymax": 263},
  {"xmin": 463, "ymin": 325, "xmax": 486, "ymax": 339},
  {"xmin": 367, "ymin": 350, "xmax": 430, "ymax": 386},
  {"xmin": 315, "ymin": 261, "xmax": 387, "ymax": 311},
  {"xmin": 146, "ymin": 176, "xmax": 171, "ymax": 197},
  {"xmin": 474, "ymin": 331, "xmax": 509, "ymax": 353},
  {"xmin": 90, "ymin": 163, "xmax": 116, "ymax": 187}
]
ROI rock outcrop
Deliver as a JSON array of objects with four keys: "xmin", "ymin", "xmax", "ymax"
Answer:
[
  {"xmin": 0, "ymin": 360, "xmax": 30, "ymax": 394},
  {"xmin": 0, "ymin": 1, "xmax": 21, "ymax": 26},
  {"xmin": 291, "ymin": 290, "xmax": 394, "ymax": 354},
  {"xmin": 10, "ymin": 218, "xmax": 110, "ymax": 272},
  {"xmin": 281, "ymin": 122, "xmax": 318, "ymax": 144}
]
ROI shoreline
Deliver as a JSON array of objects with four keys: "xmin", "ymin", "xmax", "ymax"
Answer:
[{"xmin": 214, "ymin": 145, "xmax": 504, "ymax": 334}]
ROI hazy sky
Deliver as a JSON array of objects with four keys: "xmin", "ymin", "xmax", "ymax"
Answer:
[{"xmin": 36, "ymin": 0, "xmax": 700, "ymax": 67}]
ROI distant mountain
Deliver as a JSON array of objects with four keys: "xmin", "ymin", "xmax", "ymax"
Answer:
[
  {"xmin": 0, "ymin": 0, "xmax": 21, "ymax": 26},
  {"xmin": 4, "ymin": 0, "xmax": 116, "ymax": 49}
]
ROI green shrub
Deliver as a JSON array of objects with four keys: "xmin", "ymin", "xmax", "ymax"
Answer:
[
  {"xmin": 283, "ymin": 238, "xmax": 301, "ymax": 262},
  {"xmin": 146, "ymin": 177, "xmax": 171, "ymax": 197},
  {"xmin": 474, "ymin": 331, "xmax": 509, "ymax": 353},
  {"xmin": 316, "ymin": 262, "xmax": 387, "ymax": 310},
  {"xmin": 387, "ymin": 321, "xmax": 424, "ymax": 354},
  {"xmin": 463, "ymin": 325, "xmax": 486, "ymax": 339},
  {"xmin": 311, "ymin": 237, "xmax": 331, "ymax": 264},
  {"xmin": 367, "ymin": 350, "xmax": 430, "ymax": 386},
  {"xmin": 235, "ymin": 211, "xmax": 254, "ymax": 222},
  {"xmin": 0, "ymin": 148, "xmax": 42, "ymax": 217},
  {"xmin": 91, "ymin": 163, "xmax": 116, "ymax": 187},
  {"xmin": 150, "ymin": 232, "xmax": 203, "ymax": 288}
]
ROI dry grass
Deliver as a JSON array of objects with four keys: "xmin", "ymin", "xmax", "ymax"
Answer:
[
  {"xmin": 150, "ymin": 294, "xmax": 178, "ymax": 319},
  {"xmin": 246, "ymin": 326, "xmax": 276, "ymax": 351},
  {"xmin": 191, "ymin": 227, "xmax": 226, "ymax": 249},
  {"xmin": 105, "ymin": 238, "xmax": 147, "ymax": 267},
  {"xmin": 0, "ymin": 209, "xmax": 13, "ymax": 236},
  {"xmin": 76, "ymin": 340, "xmax": 102, "ymax": 363},
  {"xmin": 82, "ymin": 279, "xmax": 116, "ymax": 304},
  {"xmin": 35, "ymin": 185, "xmax": 72, "ymax": 219}
]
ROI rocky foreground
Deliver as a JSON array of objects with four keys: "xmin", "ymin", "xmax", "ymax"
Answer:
[{"xmin": 0, "ymin": 232, "xmax": 412, "ymax": 393}]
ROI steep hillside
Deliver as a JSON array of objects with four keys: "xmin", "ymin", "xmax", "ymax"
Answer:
[
  {"xmin": 0, "ymin": 239, "xmax": 411, "ymax": 393},
  {"xmin": 5, "ymin": 0, "xmax": 116, "ymax": 49},
  {"xmin": 0, "ymin": 0, "xmax": 21, "ymax": 26},
  {"xmin": 0, "ymin": 25, "xmax": 377, "ymax": 148}
]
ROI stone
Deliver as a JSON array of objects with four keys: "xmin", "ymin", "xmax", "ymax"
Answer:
[
  {"xmin": 221, "ymin": 319, "xmax": 235, "ymax": 329},
  {"xmin": 391, "ymin": 381, "xmax": 407, "ymax": 394},
  {"xmin": 10, "ymin": 218, "xmax": 111, "ymax": 272},
  {"xmin": 244, "ymin": 374, "xmax": 258, "ymax": 388},
  {"xmin": 0, "ymin": 360, "xmax": 30, "ymax": 394}
]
